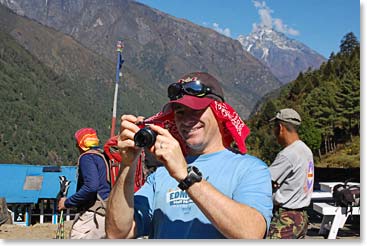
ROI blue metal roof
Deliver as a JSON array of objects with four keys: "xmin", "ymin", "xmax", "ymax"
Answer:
[{"xmin": 0, "ymin": 164, "xmax": 77, "ymax": 204}]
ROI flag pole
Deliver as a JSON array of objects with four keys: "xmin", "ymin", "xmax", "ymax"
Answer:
[
  {"xmin": 109, "ymin": 41, "xmax": 124, "ymax": 186},
  {"xmin": 110, "ymin": 40, "xmax": 124, "ymax": 138}
]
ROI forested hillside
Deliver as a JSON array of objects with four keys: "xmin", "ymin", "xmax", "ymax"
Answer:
[
  {"xmin": 0, "ymin": 10, "xmax": 359, "ymax": 170},
  {"xmin": 0, "ymin": 0, "xmax": 282, "ymax": 118},
  {"xmin": 0, "ymin": 31, "xmax": 109, "ymax": 164},
  {"xmin": 0, "ymin": 4, "xmax": 172, "ymax": 165},
  {"xmin": 246, "ymin": 32, "xmax": 360, "ymax": 168},
  {"xmin": 0, "ymin": 3, "xmax": 279, "ymax": 166},
  {"xmin": 0, "ymin": 28, "xmax": 166, "ymax": 165}
]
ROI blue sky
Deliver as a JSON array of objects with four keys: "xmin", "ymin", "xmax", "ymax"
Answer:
[{"xmin": 136, "ymin": 0, "xmax": 360, "ymax": 58}]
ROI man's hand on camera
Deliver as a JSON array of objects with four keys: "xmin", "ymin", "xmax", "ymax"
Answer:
[
  {"xmin": 118, "ymin": 114, "xmax": 145, "ymax": 165},
  {"xmin": 148, "ymin": 124, "xmax": 188, "ymax": 182}
]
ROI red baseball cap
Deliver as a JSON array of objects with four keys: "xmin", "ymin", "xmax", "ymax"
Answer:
[{"xmin": 163, "ymin": 71, "xmax": 224, "ymax": 112}]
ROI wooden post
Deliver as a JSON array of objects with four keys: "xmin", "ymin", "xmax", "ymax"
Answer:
[
  {"xmin": 52, "ymin": 200, "xmax": 57, "ymax": 224},
  {"xmin": 66, "ymin": 208, "xmax": 70, "ymax": 221},
  {"xmin": 40, "ymin": 200, "xmax": 44, "ymax": 224},
  {"xmin": 25, "ymin": 206, "xmax": 29, "ymax": 226}
]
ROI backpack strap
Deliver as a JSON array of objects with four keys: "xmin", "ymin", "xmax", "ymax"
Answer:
[
  {"xmin": 89, "ymin": 193, "xmax": 108, "ymax": 229},
  {"xmin": 77, "ymin": 149, "xmax": 111, "ymax": 184}
]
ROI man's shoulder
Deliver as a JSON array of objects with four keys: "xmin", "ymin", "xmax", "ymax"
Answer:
[
  {"xmin": 79, "ymin": 150, "xmax": 106, "ymax": 163},
  {"xmin": 283, "ymin": 140, "xmax": 312, "ymax": 155},
  {"xmin": 275, "ymin": 140, "xmax": 313, "ymax": 165},
  {"xmin": 289, "ymin": 140, "xmax": 309, "ymax": 148},
  {"xmin": 222, "ymin": 150, "xmax": 268, "ymax": 168}
]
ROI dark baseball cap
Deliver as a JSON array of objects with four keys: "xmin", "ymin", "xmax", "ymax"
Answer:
[
  {"xmin": 270, "ymin": 108, "xmax": 302, "ymax": 126},
  {"xmin": 163, "ymin": 72, "xmax": 224, "ymax": 112}
]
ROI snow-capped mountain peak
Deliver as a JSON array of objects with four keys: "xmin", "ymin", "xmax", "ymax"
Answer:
[{"xmin": 238, "ymin": 26, "xmax": 326, "ymax": 83}]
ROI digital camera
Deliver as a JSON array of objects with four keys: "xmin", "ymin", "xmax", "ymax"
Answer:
[{"xmin": 134, "ymin": 120, "xmax": 164, "ymax": 148}]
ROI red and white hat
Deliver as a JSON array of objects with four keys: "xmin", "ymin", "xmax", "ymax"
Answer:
[
  {"xmin": 150, "ymin": 72, "xmax": 250, "ymax": 154},
  {"xmin": 163, "ymin": 71, "xmax": 224, "ymax": 112}
]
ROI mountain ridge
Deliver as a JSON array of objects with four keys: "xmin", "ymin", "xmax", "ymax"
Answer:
[
  {"xmin": 238, "ymin": 26, "xmax": 326, "ymax": 83},
  {"xmin": 1, "ymin": 0, "xmax": 282, "ymax": 118},
  {"xmin": 0, "ymin": 4, "xmax": 168, "ymax": 164}
]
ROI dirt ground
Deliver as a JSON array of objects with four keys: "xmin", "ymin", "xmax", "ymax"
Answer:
[
  {"xmin": 0, "ymin": 214, "xmax": 360, "ymax": 240},
  {"xmin": 0, "ymin": 221, "xmax": 73, "ymax": 240}
]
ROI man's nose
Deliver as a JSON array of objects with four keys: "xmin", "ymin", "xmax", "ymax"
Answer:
[{"xmin": 182, "ymin": 116, "xmax": 198, "ymax": 126}]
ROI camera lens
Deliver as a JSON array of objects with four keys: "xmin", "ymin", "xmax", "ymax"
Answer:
[{"xmin": 134, "ymin": 127, "xmax": 157, "ymax": 148}]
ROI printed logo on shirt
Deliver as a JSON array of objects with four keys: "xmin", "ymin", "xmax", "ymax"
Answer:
[
  {"xmin": 166, "ymin": 188, "xmax": 194, "ymax": 207},
  {"xmin": 306, "ymin": 160, "xmax": 314, "ymax": 191}
]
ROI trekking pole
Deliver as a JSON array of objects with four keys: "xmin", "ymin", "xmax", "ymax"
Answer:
[
  {"xmin": 110, "ymin": 40, "xmax": 125, "ymax": 138},
  {"xmin": 60, "ymin": 210, "xmax": 65, "ymax": 239},
  {"xmin": 54, "ymin": 176, "xmax": 70, "ymax": 239},
  {"xmin": 55, "ymin": 210, "xmax": 64, "ymax": 239}
]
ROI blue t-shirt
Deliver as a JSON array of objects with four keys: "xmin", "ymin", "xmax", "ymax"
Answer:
[{"xmin": 134, "ymin": 149, "xmax": 273, "ymax": 239}]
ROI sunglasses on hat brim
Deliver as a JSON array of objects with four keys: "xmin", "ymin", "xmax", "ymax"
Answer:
[{"xmin": 167, "ymin": 81, "xmax": 224, "ymax": 102}]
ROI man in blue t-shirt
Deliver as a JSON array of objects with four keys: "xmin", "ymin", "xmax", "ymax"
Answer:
[{"xmin": 106, "ymin": 72, "xmax": 273, "ymax": 239}]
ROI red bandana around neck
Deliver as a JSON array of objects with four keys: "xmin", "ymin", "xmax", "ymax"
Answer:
[{"xmin": 144, "ymin": 101, "xmax": 250, "ymax": 155}]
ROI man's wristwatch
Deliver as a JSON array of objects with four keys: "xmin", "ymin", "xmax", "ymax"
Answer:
[{"xmin": 178, "ymin": 166, "xmax": 202, "ymax": 190}]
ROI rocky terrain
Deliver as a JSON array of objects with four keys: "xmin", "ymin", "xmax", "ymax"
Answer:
[
  {"xmin": 238, "ymin": 26, "xmax": 326, "ymax": 83},
  {"xmin": 0, "ymin": 221, "xmax": 73, "ymax": 240}
]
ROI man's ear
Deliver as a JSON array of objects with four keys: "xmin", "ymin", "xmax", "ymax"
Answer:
[
  {"xmin": 278, "ymin": 123, "xmax": 285, "ymax": 133},
  {"xmin": 277, "ymin": 123, "xmax": 288, "ymax": 137}
]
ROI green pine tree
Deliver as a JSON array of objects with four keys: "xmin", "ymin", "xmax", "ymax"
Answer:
[
  {"xmin": 340, "ymin": 32, "xmax": 359, "ymax": 56},
  {"xmin": 335, "ymin": 72, "xmax": 360, "ymax": 139}
]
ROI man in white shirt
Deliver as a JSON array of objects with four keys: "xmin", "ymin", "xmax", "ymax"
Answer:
[{"xmin": 268, "ymin": 108, "xmax": 314, "ymax": 239}]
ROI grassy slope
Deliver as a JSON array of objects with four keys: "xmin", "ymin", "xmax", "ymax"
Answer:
[{"xmin": 315, "ymin": 136, "xmax": 360, "ymax": 168}]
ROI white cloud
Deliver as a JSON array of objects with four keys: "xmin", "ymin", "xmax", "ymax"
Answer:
[
  {"xmin": 273, "ymin": 18, "xmax": 300, "ymax": 36},
  {"xmin": 251, "ymin": 0, "xmax": 300, "ymax": 36},
  {"xmin": 253, "ymin": 0, "xmax": 265, "ymax": 8},
  {"xmin": 273, "ymin": 18, "xmax": 286, "ymax": 32},
  {"xmin": 287, "ymin": 28, "xmax": 300, "ymax": 36},
  {"xmin": 212, "ymin": 23, "xmax": 231, "ymax": 37},
  {"xmin": 254, "ymin": 1, "xmax": 273, "ymax": 28}
]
